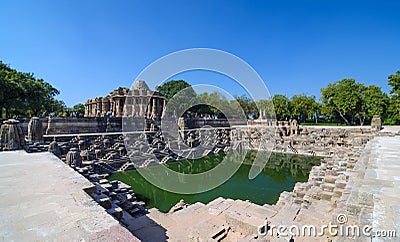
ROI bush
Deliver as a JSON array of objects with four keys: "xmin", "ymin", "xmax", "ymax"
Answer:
[{"xmin": 382, "ymin": 118, "xmax": 398, "ymax": 125}]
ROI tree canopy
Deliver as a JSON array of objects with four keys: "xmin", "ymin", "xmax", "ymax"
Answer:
[
  {"xmin": 386, "ymin": 70, "xmax": 400, "ymax": 124},
  {"xmin": 272, "ymin": 94, "xmax": 290, "ymax": 121},
  {"xmin": 234, "ymin": 94, "xmax": 258, "ymax": 119},
  {"xmin": 290, "ymin": 94, "xmax": 318, "ymax": 122},
  {"xmin": 321, "ymin": 78, "xmax": 389, "ymax": 125},
  {"xmin": 156, "ymin": 80, "xmax": 192, "ymax": 102},
  {"xmin": 71, "ymin": 103, "xmax": 85, "ymax": 116},
  {"xmin": 321, "ymin": 78, "xmax": 364, "ymax": 125},
  {"xmin": 0, "ymin": 61, "xmax": 62, "ymax": 118}
]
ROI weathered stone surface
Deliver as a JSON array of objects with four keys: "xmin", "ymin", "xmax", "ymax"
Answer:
[
  {"xmin": 0, "ymin": 119, "xmax": 25, "ymax": 151},
  {"xmin": 169, "ymin": 199, "xmax": 187, "ymax": 213},
  {"xmin": 0, "ymin": 151, "xmax": 139, "ymax": 241},
  {"xmin": 371, "ymin": 115, "xmax": 382, "ymax": 132},
  {"xmin": 98, "ymin": 197, "xmax": 112, "ymax": 209},
  {"xmin": 28, "ymin": 117, "xmax": 44, "ymax": 143},
  {"xmin": 66, "ymin": 148, "xmax": 82, "ymax": 167},
  {"xmin": 342, "ymin": 136, "xmax": 400, "ymax": 240},
  {"xmin": 48, "ymin": 140, "xmax": 61, "ymax": 158}
]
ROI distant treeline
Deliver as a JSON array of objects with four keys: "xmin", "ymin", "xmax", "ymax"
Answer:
[
  {"xmin": 157, "ymin": 70, "xmax": 400, "ymax": 125},
  {"xmin": 2, "ymin": 60, "xmax": 400, "ymax": 125}
]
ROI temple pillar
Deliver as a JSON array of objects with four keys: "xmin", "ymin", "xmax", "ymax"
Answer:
[{"xmin": 152, "ymin": 98, "xmax": 156, "ymax": 116}]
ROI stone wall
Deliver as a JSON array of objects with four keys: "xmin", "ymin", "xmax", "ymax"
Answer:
[
  {"xmin": 2, "ymin": 117, "xmax": 124, "ymax": 135},
  {"xmin": 44, "ymin": 117, "xmax": 122, "ymax": 134}
]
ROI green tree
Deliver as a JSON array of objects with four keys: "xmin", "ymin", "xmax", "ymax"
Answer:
[
  {"xmin": 157, "ymin": 80, "xmax": 197, "ymax": 117},
  {"xmin": 388, "ymin": 70, "xmax": 400, "ymax": 96},
  {"xmin": 0, "ymin": 60, "xmax": 60, "ymax": 118},
  {"xmin": 321, "ymin": 78, "xmax": 364, "ymax": 125},
  {"xmin": 256, "ymin": 99, "xmax": 275, "ymax": 119},
  {"xmin": 196, "ymin": 91, "xmax": 232, "ymax": 116},
  {"xmin": 361, "ymin": 85, "xmax": 389, "ymax": 124},
  {"xmin": 51, "ymin": 100, "xmax": 67, "ymax": 116},
  {"xmin": 25, "ymin": 76, "xmax": 60, "ymax": 116},
  {"xmin": 156, "ymin": 80, "xmax": 192, "ymax": 102},
  {"xmin": 235, "ymin": 94, "xmax": 258, "ymax": 119},
  {"xmin": 71, "ymin": 103, "xmax": 85, "ymax": 116},
  {"xmin": 272, "ymin": 94, "xmax": 290, "ymax": 121},
  {"xmin": 387, "ymin": 70, "xmax": 400, "ymax": 124},
  {"xmin": 289, "ymin": 94, "xmax": 319, "ymax": 122}
]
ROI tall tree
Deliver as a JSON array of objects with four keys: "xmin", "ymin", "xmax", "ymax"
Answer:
[
  {"xmin": 71, "ymin": 103, "xmax": 85, "ymax": 116},
  {"xmin": 0, "ymin": 60, "xmax": 60, "ymax": 118},
  {"xmin": 51, "ymin": 100, "xmax": 67, "ymax": 116},
  {"xmin": 387, "ymin": 70, "xmax": 400, "ymax": 123},
  {"xmin": 289, "ymin": 94, "xmax": 319, "ymax": 122},
  {"xmin": 196, "ymin": 91, "xmax": 231, "ymax": 116},
  {"xmin": 360, "ymin": 85, "xmax": 389, "ymax": 124},
  {"xmin": 235, "ymin": 94, "xmax": 258, "ymax": 119},
  {"xmin": 157, "ymin": 80, "xmax": 197, "ymax": 117},
  {"xmin": 388, "ymin": 70, "xmax": 400, "ymax": 96},
  {"xmin": 256, "ymin": 99, "xmax": 275, "ymax": 119},
  {"xmin": 321, "ymin": 79, "xmax": 364, "ymax": 125},
  {"xmin": 272, "ymin": 94, "xmax": 290, "ymax": 121},
  {"xmin": 156, "ymin": 80, "xmax": 192, "ymax": 102}
]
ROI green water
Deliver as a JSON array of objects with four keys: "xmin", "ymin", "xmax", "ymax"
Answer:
[{"xmin": 109, "ymin": 151, "xmax": 321, "ymax": 213}]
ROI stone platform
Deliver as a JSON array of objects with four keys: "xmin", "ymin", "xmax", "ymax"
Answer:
[
  {"xmin": 342, "ymin": 135, "xmax": 400, "ymax": 241},
  {"xmin": 0, "ymin": 151, "xmax": 139, "ymax": 241}
]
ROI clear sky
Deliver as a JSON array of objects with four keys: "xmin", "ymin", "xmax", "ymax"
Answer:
[{"xmin": 1, "ymin": 0, "xmax": 399, "ymax": 107}]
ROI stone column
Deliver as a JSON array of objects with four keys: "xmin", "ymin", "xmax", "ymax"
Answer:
[
  {"xmin": 161, "ymin": 99, "xmax": 166, "ymax": 118},
  {"xmin": 371, "ymin": 115, "xmax": 382, "ymax": 132},
  {"xmin": 48, "ymin": 140, "xmax": 61, "ymax": 158},
  {"xmin": 28, "ymin": 117, "xmax": 44, "ymax": 143},
  {"xmin": 66, "ymin": 148, "xmax": 82, "ymax": 167},
  {"xmin": 147, "ymin": 98, "xmax": 152, "ymax": 118},
  {"xmin": 152, "ymin": 98, "xmax": 156, "ymax": 116},
  {"xmin": 0, "ymin": 119, "xmax": 25, "ymax": 151}
]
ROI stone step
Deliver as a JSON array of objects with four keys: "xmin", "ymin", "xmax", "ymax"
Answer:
[
  {"xmin": 333, "ymin": 188, "xmax": 344, "ymax": 197},
  {"xmin": 321, "ymin": 191, "xmax": 334, "ymax": 201},
  {"xmin": 335, "ymin": 180, "xmax": 347, "ymax": 189},
  {"xmin": 323, "ymin": 175, "xmax": 337, "ymax": 183},
  {"xmin": 210, "ymin": 226, "xmax": 228, "ymax": 241},
  {"xmin": 321, "ymin": 183, "xmax": 335, "ymax": 192}
]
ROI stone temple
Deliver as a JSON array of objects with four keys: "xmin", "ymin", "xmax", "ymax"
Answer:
[{"xmin": 84, "ymin": 80, "xmax": 165, "ymax": 118}]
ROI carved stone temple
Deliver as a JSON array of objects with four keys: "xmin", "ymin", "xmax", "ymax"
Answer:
[{"xmin": 84, "ymin": 80, "xmax": 165, "ymax": 118}]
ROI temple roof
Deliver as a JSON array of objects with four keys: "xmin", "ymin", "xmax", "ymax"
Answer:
[{"xmin": 132, "ymin": 80, "xmax": 150, "ymax": 91}]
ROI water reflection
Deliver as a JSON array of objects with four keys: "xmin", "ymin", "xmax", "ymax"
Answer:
[{"xmin": 109, "ymin": 151, "xmax": 321, "ymax": 212}]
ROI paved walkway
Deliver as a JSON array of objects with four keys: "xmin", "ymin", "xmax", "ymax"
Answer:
[
  {"xmin": 0, "ymin": 151, "xmax": 138, "ymax": 241},
  {"xmin": 344, "ymin": 136, "xmax": 400, "ymax": 241},
  {"xmin": 363, "ymin": 136, "xmax": 400, "ymax": 241}
]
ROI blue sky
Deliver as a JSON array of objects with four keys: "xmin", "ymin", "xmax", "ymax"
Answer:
[{"xmin": 1, "ymin": 0, "xmax": 400, "ymax": 107}]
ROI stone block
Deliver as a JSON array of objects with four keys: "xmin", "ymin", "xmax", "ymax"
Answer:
[
  {"xmin": 335, "ymin": 180, "xmax": 347, "ymax": 189},
  {"xmin": 99, "ymin": 179, "xmax": 109, "ymax": 184},
  {"xmin": 333, "ymin": 188, "xmax": 344, "ymax": 197},
  {"xmin": 108, "ymin": 207, "xmax": 123, "ymax": 221},
  {"xmin": 294, "ymin": 197, "xmax": 303, "ymax": 204},
  {"xmin": 28, "ymin": 117, "xmax": 44, "ymax": 143},
  {"xmin": 0, "ymin": 119, "xmax": 25, "ymax": 150},
  {"xmin": 358, "ymin": 191, "xmax": 374, "ymax": 207},
  {"xmin": 322, "ymin": 183, "xmax": 335, "ymax": 192},
  {"xmin": 83, "ymin": 185, "xmax": 98, "ymax": 196},
  {"xmin": 324, "ymin": 175, "xmax": 337, "ymax": 184},
  {"xmin": 321, "ymin": 191, "xmax": 334, "ymax": 200},
  {"xmin": 101, "ymin": 183, "xmax": 113, "ymax": 192},
  {"xmin": 98, "ymin": 197, "xmax": 112, "ymax": 209},
  {"xmin": 110, "ymin": 180, "xmax": 119, "ymax": 189}
]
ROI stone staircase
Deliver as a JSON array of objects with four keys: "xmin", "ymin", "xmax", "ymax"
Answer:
[{"xmin": 339, "ymin": 136, "xmax": 400, "ymax": 240}]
